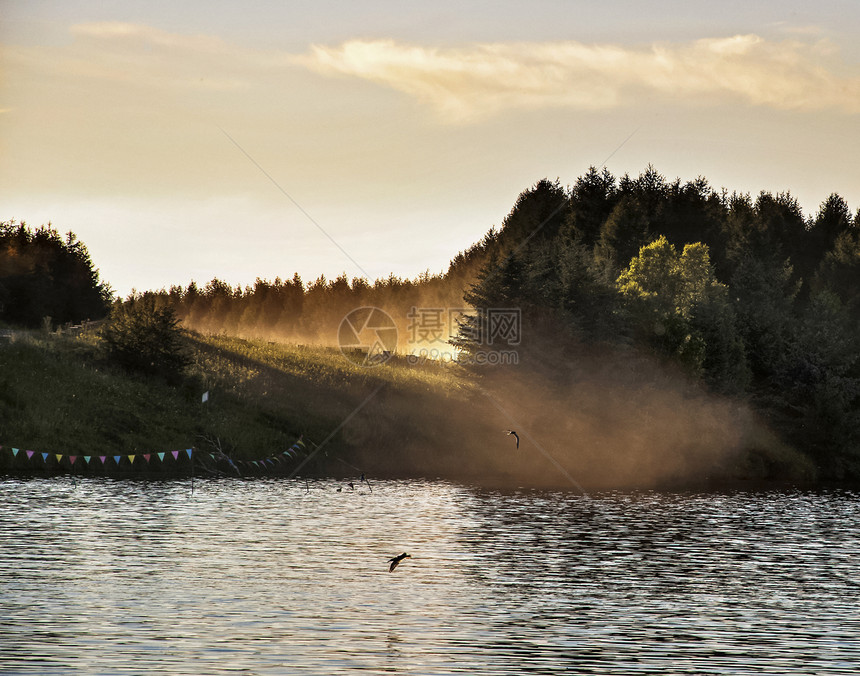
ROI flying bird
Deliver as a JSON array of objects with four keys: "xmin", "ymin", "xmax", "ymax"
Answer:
[
  {"xmin": 388, "ymin": 552, "xmax": 411, "ymax": 572},
  {"xmin": 505, "ymin": 430, "xmax": 519, "ymax": 449}
]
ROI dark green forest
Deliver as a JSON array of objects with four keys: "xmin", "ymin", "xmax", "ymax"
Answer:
[
  {"xmin": 454, "ymin": 168, "xmax": 860, "ymax": 479},
  {"xmin": 3, "ymin": 166, "xmax": 859, "ymax": 480},
  {"xmin": 0, "ymin": 221, "xmax": 112, "ymax": 329}
]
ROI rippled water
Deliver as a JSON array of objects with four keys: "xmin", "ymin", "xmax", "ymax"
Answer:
[{"xmin": 2, "ymin": 478, "xmax": 859, "ymax": 674}]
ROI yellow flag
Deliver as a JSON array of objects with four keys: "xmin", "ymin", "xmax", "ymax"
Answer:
[{"xmin": 128, "ymin": 454, "xmax": 136, "ymax": 464}]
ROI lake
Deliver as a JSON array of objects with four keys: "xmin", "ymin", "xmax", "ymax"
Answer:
[{"xmin": 1, "ymin": 478, "xmax": 859, "ymax": 674}]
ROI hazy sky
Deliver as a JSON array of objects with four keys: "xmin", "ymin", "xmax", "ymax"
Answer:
[{"xmin": 2, "ymin": 1, "xmax": 859, "ymax": 296}]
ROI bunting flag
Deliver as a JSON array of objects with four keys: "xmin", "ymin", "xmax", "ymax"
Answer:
[
  {"xmin": 282, "ymin": 440, "xmax": 306, "ymax": 460},
  {"xmin": 0, "ymin": 440, "xmax": 315, "ymax": 476}
]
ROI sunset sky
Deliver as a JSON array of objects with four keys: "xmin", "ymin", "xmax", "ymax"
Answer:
[{"xmin": 2, "ymin": 1, "xmax": 859, "ymax": 296}]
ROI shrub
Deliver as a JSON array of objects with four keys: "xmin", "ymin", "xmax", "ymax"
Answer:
[{"xmin": 100, "ymin": 296, "xmax": 190, "ymax": 379}]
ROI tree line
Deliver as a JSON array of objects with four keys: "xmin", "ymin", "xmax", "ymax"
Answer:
[
  {"xmin": 133, "ymin": 267, "xmax": 477, "ymax": 351},
  {"xmin": 0, "ymin": 221, "xmax": 112, "ymax": 329},
  {"xmin": 454, "ymin": 167, "xmax": 859, "ymax": 478}
]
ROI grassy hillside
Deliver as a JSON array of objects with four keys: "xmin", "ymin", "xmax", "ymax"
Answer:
[
  {"xmin": 0, "ymin": 327, "xmax": 816, "ymax": 488},
  {"xmin": 0, "ymin": 328, "xmax": 488, "ymax": 477}
]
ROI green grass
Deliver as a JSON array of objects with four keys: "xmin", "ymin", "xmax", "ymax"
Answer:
[{"xmin": 0, "ymin": 330, "xmax": 475, "ymax": 467}]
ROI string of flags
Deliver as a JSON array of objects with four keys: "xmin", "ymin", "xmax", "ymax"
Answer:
[
  {"xmin": 227, "ymin": 439, "xmax": 308, "ymax": 472},
  {"xmin": 0, "ymin": 445, "xmax": 193, "ymax": 467},
  {"xmin": 0, "ymin": 438, "xmax": 308, "ymax": 473}
]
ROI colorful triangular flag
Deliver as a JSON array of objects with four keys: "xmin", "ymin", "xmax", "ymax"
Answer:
[
  {"xmin": 69, "ymin": 456, "xmax": 77, "ymax": 465},
  {"xmin": 128, "ymin": 455, "xmax": 135, "ymax": 464},
  {"xmin": 41, "ymin": 452, "xmax": 49, "ymax": 462},
  {"xmin": 158, "ymin": 452, "xmax": 165, "ymax": 462},
  {"xmin": 185, "ymin": 449, "xmax": 193, "ymax": 459},
  {"xmin": 55, "ymin": 454, "xmax": 63, "ymax": 463},
  {"xmin": 12, "ymin": 448, "xmax": 19, "ymax": 457},
  {"xmin": 99, "ymin": 456, "xmax": 107, "ymax": 464},
  {"xmin": 26, "ymin": 450, "xmax": 35, "ymax": 459},
  {"xmin": 143, "ymin": 454, "xmax": 151, "ymax": 463},
  {"xmin": 113, "ymin": 455, "xmax": 121, "ymax": 464},
  {"xmin": 171, "ymin": 451, "xmax": 179, "ymax": 460},
  {"xmin": 84, "ymin": 456, "xmax": 92, "ymax": 464}
]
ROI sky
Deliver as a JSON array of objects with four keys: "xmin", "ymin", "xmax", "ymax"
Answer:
[{"xmin": 2, "ymin": 1, "xmax": 859, "ymax": 297}]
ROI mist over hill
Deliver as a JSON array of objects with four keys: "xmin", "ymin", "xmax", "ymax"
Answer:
[{"xmin": 3, "ymin": 165, "xmax": 858, "ymax": 484}]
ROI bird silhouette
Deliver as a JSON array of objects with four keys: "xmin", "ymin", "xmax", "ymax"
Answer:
[
  {"xmin": 505, "ymin": 430, "xmax": 519, "ymax": 448},
  {"xmin": 388, "ymin": 552, "xmax": 411, "ymax": 572}
]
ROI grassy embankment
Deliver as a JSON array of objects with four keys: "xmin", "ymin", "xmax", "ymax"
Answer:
[
  {"xmin": 0, "ymin": 328, "xmax": 482, "ymax": 478},
  {"xmin": 0, "ymin": 328, "xmax": 816, "ymax": 487}
]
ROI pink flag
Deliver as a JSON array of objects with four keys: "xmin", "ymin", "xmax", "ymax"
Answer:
[
  {"xmin": 69, "ymin": 456, "xmax": 77, "ymax": 465},
  {"xmin": 143, "ymin": 454, "xmax": 151, "ymax": 463}
]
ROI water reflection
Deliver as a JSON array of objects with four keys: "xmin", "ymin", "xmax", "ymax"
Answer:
[{"xmin": 1, "ymin": 478, "xmax": 859, "ymax": 674}]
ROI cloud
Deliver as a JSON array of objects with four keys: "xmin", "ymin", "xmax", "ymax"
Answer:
[
  {"xmin": 7, "ymin": 21, "xmax": 296, "ymax": 93},
  {"xmin": 69, "ymin": 21, "xmax": 224, "ymax": 50},
  {"xmin": 299, "ymin": 35, "xmax": 860, "ymax": 121},
  {"xmin": 14, "ymin": 24, "xmax": 857, "ymax": 120}
]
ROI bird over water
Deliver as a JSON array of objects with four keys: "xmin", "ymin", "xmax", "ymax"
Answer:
[{"xmin": 388, "ymin": 553, "xmax": 411, "ymax": 572}]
